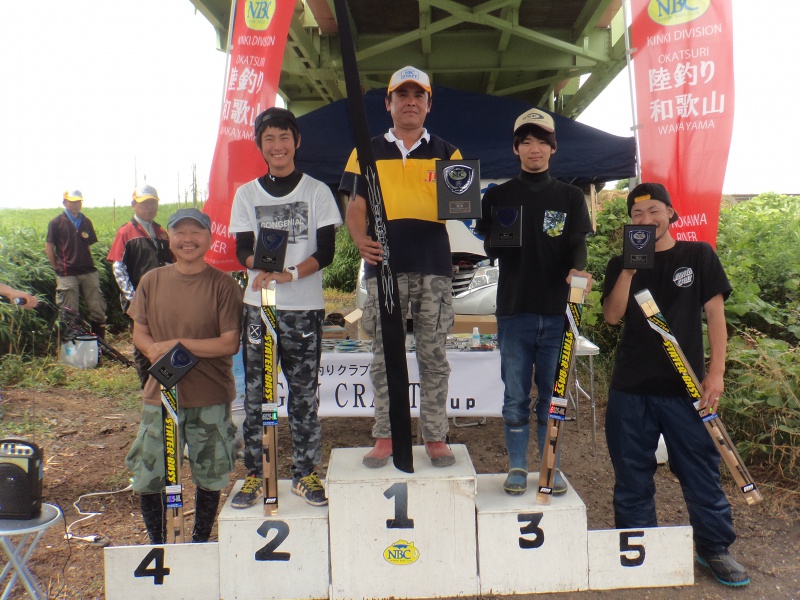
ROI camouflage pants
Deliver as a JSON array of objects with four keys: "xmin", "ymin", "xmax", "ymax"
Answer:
[
  {"xmin": 363, "ymin": 273, "xmax": 454, "ymax": 441},
  {"xmin": 126, "ymin": 403, "xmax": 236, "ymax": 494},
  {"xmin": 242, "ymin": 305, "xmax": 324, "ymax": 478}
]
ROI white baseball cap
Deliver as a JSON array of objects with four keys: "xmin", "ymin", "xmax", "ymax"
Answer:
[
  {"xmin": 513, "ymin": 108, "xmax": 556, "ymax": 134},
  {"xmin": 387, "ymin": 66, "xmax": 432, "ymax": 95},
  {"xmin": 133, "ymin": 184, "xmax": 159, "ymax": 203}
]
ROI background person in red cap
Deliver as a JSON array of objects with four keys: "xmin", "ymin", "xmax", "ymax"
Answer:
[
  {"xmin": 108, "ymin": 184, "xmax": 173, "ymax": 387},
  {"xmin": 45, "ymin": 190, "xmax": 107, "ymax": 338},
  {"xmin": 601, "ymin": 182, "xmax": 748, "ymax": 587},
  {"xmin": 340, "ymin": 66, "xmax": 461, "ymax": 468},
  {"xmin": 474, "ymin": 108, "xmax": 594, "ymax": 496}
]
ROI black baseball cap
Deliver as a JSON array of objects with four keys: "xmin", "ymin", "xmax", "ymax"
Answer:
[
  {"xmin": 627, "ymin": 182, "xmax": 679, "ymax": 223},
  {"xmin": 253, "ymin": 107, "xmax": 299, "ymax": 145}
]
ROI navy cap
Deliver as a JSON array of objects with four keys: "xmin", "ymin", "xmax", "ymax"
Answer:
[{"xmin": 167, "ymin": 208, "xmax": 211, "ymax": 230}]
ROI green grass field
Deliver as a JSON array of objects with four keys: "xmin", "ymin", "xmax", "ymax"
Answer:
[{"xmin": 0, "ymin": 202, "xmax": 201, "ymax": 236}]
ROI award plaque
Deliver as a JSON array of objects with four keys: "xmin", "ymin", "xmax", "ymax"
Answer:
[
  {"xmin": 436, "ymin": 159, "xmax": 482, "ymax": 219},
  {"xmin": 253, "ymin": 226, "xmax": 288, "ymax": 272},
  {"xmin": 623, "ymin": 224, "xmax": 656, "ymax": 269},
  {"xmin": 149, "ymin": 342, "xmax": 199, "ymax": 388},
  {"xmin": 490, "ymin": 205, "xmax": 523, "ymax": 247}
]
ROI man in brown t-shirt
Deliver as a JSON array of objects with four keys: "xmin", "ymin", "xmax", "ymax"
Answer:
[{"xmin": 126, "ymin": 208, "xmax": 243, "ymax": 544}]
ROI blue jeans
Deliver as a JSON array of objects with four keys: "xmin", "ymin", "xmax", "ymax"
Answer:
[
  {"xmin": 605, "ymin": 389, "xmax": 736, "ymax": 555},
  {"xmin": 497, "ymin": 313, "xmax": 564, "ymax": 426}
]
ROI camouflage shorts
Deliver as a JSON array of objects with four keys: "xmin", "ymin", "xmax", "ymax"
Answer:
[{"xmin": 126, "ymin": 403, "xmax": 237, "ymax": 494}]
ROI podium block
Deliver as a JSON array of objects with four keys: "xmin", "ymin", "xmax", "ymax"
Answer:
[
  {"xmin": 327, "ymin": 445, "xmax": 478, "ymax": 600},
  {"xmin": 217, "ymin": 479, "xmax": 329, "ymax": 600},
  {"xmin": 588, "ymin": 526, "xmax": 694, "ymax": 590},
  {"xmin": 475, "ymin": 473, "xmax": 589, "ymax": 595},
  {"xmin": 104, "ymin": 543, "xmax": 220, "ymax": 599}
]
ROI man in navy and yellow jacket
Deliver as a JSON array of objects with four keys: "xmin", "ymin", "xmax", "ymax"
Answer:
[{"xmin": 340, "ymin": 66, "xmax": 460, "ymax": 469}]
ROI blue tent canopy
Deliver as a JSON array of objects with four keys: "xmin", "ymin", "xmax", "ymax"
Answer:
[{"xmin": 295, "ymin": 85, "xmax": 636, "ymax": 187}]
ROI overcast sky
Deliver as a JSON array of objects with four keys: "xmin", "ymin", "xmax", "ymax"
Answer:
[{"xmin": 0, "ymin": 1, "xmax": 796, "ymax": 212}]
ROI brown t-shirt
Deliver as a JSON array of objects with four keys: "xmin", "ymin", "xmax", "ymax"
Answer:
[{"xmin": 130, "ymin": 264, "xmax": 243, "ymax": 408}]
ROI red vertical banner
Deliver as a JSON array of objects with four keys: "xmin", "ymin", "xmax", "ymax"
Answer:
[
  {"xmin": 631, "ymin": 0, "xmax": 734, "ymax": 246},
  {"xmin": 203, "ymin": 0, "xmax": 294, "ymax": 270}
]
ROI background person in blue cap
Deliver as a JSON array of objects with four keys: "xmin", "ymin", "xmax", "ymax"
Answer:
[
  {"xmin": 474, "ymin": 108, "xmax": 593, "ymax": 496},
  {"xmin": 601, "ymin": 182, "xmax": 749, "ymax": 587},
  {"xmin": 126, "ymin": 208, "xmax": 243, "ymax": 544},
  {"xmin": 45, "ymin": 190, "xmax": 107, "ymax": 338}
]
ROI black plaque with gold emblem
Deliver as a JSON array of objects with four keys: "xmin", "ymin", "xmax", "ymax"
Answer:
[
  {"xmin": 623, "ymin": 224, "xmax": 656, "ymax": 269},
  {"xmin": 436, "ymin": 159, "xmax": 481, "ymax": 220},
  {"xmin": 253, "ymin": 226, "xmax": 288, "ymax": 272},
  {"xmin": 490, "ymin": 205, "xmax": 523, "ymax": 247}
]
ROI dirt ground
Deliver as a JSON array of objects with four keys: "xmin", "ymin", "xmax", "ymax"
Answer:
[{"xmin": 1, "ymin": 343, "xmax": 799, "ymax": 599}]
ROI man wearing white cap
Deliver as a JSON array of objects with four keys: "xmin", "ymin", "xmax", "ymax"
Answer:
[
  {"xmin": 340, "ymin": 66, "xmax": 461, "ymax": 468},
  {"xmin": 474, "ymin": 109, "xmax": 594, "ymax": 496},
  {"xmin": 108, "ymin": 184, "xmax": 173, "ymax": 386},
  {"xmin": 45, "ymin": 190, "xmax": 107, "ymax": 337}
]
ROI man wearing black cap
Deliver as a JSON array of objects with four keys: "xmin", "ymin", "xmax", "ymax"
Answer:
[
  {"xmin": 127, "ymin": 208, "xmax": 243, "ymax": 544},
  {"xmin": 228, "ymin": 107, "xmax": 342, "ymax": 508},
  {"xmin": 340, "ymin": 66, "xmax": 462, "ymax": 469},
  {"xmin": 474, "ymin": 108, "xmax": 593, "ymax": 496},
  {"xmin": 601, "ymin": 182, "xmax": 749, "ymax": 587}
]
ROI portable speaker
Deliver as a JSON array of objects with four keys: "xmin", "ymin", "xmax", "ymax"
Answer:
[{"xmin": 0, "ymin": 439, "xmax": 43, "ymax": 519}]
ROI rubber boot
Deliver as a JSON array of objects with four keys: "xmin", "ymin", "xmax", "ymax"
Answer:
[
  {"xmin": 424, "ymin": 441, "xmax": 456, "ymax": 467},
  {"xmin": 90, "ymin": 322, "xmax": 106, "ymax": 341},
  {"xmin": 140, "ymin": 492, "xmax": 165, "ymax": 544},
  {"xmin": 503, "ymin": 424, "xmax": 530, "ymax": 495},
  {"xmin": 362, "ymin": 438, "xmax": 392, "ymax": 468},
  {"xmin": 537, "ymin": 421, "xmax": 567, "ymax": 495},
  {"xmin": 192, "ymin": 488, "xmax": 221, "ymax": 543}
]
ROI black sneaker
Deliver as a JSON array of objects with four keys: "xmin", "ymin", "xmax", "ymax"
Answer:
[
  {"xmin": 697, "ymin": 552, "xmax": 750, "ymax": 586},
  {"xmin": 292, "ymin": 473, "xmax": 328, "ymax": 506},
  {"xmin": 231, "ymin": 474, "xmax": 262, "ymax": 509}
]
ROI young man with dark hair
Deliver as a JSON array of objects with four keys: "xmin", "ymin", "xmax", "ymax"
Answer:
[
  {"xmin": 474, "ymin": 108, "xmax": 594, "ymax": 496},
  {"xmin": 229, "ymin": 107, "xmax": 342, "ymax": 508},
  {"xmin": 340, "ymin": 66, "xmax": 461, "ymax": 468},
  {"xmin": 45, "ymin": 190, "xmax": 107, "ymax": 338},
  {"xmin": 127, "ymin": 208, "xmax": 243, "ymax": 544},
  {"xmin": 108, "ymin": 184, "xmax": 173, "ymax": 387},
  {"xmin": 601, "ymin": 182, "xmax": 749, "ymax": 587}
]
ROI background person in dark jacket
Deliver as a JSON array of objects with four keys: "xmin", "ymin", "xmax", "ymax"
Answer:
[
  {"xmin": 108, "ymin": 184, "xmax": 173, "ymax": 386},
  {"xmin": 45, "ymin": 189, "xmax": 107, "ymax": 338}
]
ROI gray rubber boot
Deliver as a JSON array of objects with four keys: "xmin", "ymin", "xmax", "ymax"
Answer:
[
  {"xmin": 537, "ymin": 421, "xmax": 567, "ymax": 495},
  {"xmin": 503, "ymin": 424, "xmax": 530, "ymax": 495}
]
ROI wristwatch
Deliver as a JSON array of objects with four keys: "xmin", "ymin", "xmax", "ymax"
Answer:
[{"xmin": 286, "ymin": 265, "xmax": 299, "ymax": 281}]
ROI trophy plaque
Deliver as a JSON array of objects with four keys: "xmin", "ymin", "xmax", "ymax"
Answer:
[
  {"xmin": 490, "ymin": 205, "xmax": 523, "ymax": 247},
  {"xmin": 149, "ymin": 342, "xmax": 199, "ymax": 388},
  {"xmin": 623, "ymin": 224, "xmax": 656, "ymax": 269},
  {"xmin": 436, "ymin": 159, "xmax": 481, "ymax": 219},
  {"xmin": 253, "ymin": 226, "xmax": 288, "ymax": 272}
]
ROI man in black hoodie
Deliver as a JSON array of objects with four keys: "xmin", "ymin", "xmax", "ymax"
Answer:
[{"xmin": 474, "ymin": 108, "xmax": 593, "ymax": 496}]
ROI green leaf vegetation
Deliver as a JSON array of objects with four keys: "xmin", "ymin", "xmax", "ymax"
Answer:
[{"xmin": 1, "ymin": 193, "xmax": 798, "ymax": 478}]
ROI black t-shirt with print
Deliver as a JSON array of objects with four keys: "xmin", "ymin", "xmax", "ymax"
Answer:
[
  {"xmin": 476, "ymin": 175, "xmax": 593, "ymax": 316},
  {"xmin": 602, "ymin": 241, "xmax": 731, "ymax": 396}
]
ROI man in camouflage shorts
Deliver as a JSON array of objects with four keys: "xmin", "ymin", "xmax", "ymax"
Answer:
[
  {"xmin": 340, "ymin": 66, "xmax": 458, "ymax": 467},
  {"xmin": 229, "ymin": 107, "xmax": 342, "ymax": 508},
  {"xmin": 126, "ymin": 208, "xmax": 243, "ymax": 543}
]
